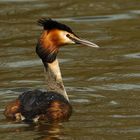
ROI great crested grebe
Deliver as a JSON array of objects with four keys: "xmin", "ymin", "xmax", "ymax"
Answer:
[{"xmin": 4, "ymin": 18, "xmax": 99, "ymax": 122}]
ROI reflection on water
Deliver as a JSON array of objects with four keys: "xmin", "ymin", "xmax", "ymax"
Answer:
[
  {"xmin": 0, "ymin": 121, "xmax": 62, "ymax": 140},
  {"xmin": 0, "ymin": 0, "xmax": 140, "ymax": 139}
]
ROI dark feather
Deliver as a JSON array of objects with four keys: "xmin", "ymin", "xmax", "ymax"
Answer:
[
  {"xmin": 36, "ymin": 42, "xmax": 58, "ymax": 63},
  {"xmin": 38, "ymin": 18, "xmax": 73, "ymax": 33},
  {"xmin": 18, "ymin": 90, "xmax": 71, "ymax": 121}
]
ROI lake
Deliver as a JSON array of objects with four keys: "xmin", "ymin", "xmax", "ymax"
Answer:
[{"xmin": 0, "ymin": 0, "xmax": 140, "ymax": 139}]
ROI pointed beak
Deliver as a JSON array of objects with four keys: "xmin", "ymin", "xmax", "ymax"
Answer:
[{"xmin": 66, "ymin": 34, "xmax": 99, "ymax": 48}]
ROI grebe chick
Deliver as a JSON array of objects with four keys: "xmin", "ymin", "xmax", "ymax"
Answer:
[{"xmin": 4, "ymin": 18, "xmax": 99, "ymax": 122}]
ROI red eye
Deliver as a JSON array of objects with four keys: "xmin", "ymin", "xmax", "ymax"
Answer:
[{"xmin": 66, "ymin": 34, "xmax": 70, "ymax": 37}]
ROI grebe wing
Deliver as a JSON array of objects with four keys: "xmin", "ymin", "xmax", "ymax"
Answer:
[{"xmin": 18, "ymin": 90, "xmax": 71, "ymax": 121}]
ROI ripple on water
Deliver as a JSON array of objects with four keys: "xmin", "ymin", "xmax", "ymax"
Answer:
[
  {"xmin": 72, "ymin": 98, "xmax": 90, "ymax": 103},
  {"xmin": 124, "ymin": 53, "xmax": 140, "ymax": 59},
  {"xmin": 111, "ymin": 114, "xmax": 140, "ymax": 119},
  {"xmin": 67, "ymin": 86, "xmax": 96, "ymax": 92},
  {"xmin": 93, "ymin": 84, "xmax": 140, "ymax": 91},
  {"xmin": 0, "ymin": 90, "xmax": 14, "ymax": 95},
  {"xmin": 88, "ymin": 72, "xmax": 140, "ymax": 83},
  {"xmin": 0, "ymin": 123, "xmax": 29, "ymax": 129},
  {"xmin": 109, "ymin": 100, "xmax": 119, "ymax": 106},
  {"xmin": 66, "ymin": 12, "xmax": 139, "ymax": 22},
  {"xmin": 0, "ymin": 0, "xmax": 37, "ymax": 2},
  {"xmin": 0, "ymin": 58, "xmax": 71, "ymax": 69},
  {"xmin": 11, "ymin": 80, "xmax": 42, "ymax": 84},
  {"xmin": 5, "ymin": 60, "xmax": 41, "ymax": 68}
]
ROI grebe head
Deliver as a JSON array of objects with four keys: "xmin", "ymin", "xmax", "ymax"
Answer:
[{"xmin": 37, "ymin": 18, "xmax": 99, "ymax": 63}]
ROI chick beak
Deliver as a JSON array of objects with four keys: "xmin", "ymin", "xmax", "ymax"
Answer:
[{"xmin": 66, "ymin": 34, "xmax": 99, "ymax": 48}]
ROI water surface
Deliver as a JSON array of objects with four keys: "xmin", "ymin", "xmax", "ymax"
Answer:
[{"xmin": 0, "ymin": 0, "xmax": 140, "ymax": 139}]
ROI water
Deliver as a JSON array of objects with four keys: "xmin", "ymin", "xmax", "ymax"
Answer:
[{"xmin": 0, "ymin": 0, "xmax": 140, "ymax": 139}]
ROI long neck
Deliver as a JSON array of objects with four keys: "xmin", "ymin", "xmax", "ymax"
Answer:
[{"xmin": 43, "ymin": 59, "xmax": 69, "ymax": 101}]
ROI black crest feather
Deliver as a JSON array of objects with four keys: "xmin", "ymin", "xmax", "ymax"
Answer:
[{"xmin": 38, "ymin": 18, "xmax": 73, "ymax": 33}]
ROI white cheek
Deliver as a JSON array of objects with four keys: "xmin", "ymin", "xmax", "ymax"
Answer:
[{"xmin": 61, "ymin": 32, "xmax": 74, "ymax": 44}]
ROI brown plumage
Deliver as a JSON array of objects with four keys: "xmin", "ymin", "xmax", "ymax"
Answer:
[
  {"xmin": 37, "ymin": 100, "xmax": 72, "ymax": 122},
  {"xmin": 4, "ymin": 90, "xmax": 72, "ymax": 122},
  {"xmin": 4, "ymin": 99, "xmax": 21, "ymax": 120},
  {"xmin": 46, "ymin": 100, "xmax": 72, "ymax": 122}
]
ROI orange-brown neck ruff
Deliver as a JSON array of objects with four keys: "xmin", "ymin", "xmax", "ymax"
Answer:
[{"xmin": 36, "ymin": 31, "xmax": 58, "ymax": 63}]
